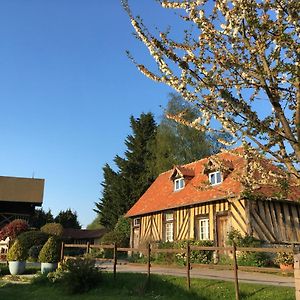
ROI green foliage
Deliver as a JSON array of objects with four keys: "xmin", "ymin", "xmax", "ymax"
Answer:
[
  {"xmin": 28, "ymin": 245, "xmax": 43, "ymax": 262},
  {"xmin": 54, "ymin": 209, "xmax": 81, "ymax": 229},
  {"xmin": 38, "ymin": 236, "xmax": 60, "ymax": 263},
  {"xmin": 0, "ymin": 219, "xmax": 29, "ymax": 240},
  {"xmin": 86, "ymin": 215, "xmax": 103, "ymax": 229},
  {"xmin": 29, "ymin": 208, "xmax": 54, "ymax": 229},
  {"xmin": 40, "ymin": 223, "xmax": 64, "ymax": 237},
  {"xmin": 152, "ymin": 240, "xmax": 214, "ymax": 265},
  {"xmin": 149, "ymin": 94, "xmax": 221, "ymax": 175},
  {"xmin": 7, "ymin": 239, "xmax": 28, "ymax": 261},
  {"xmin": 17, "ymin": 230, "xmax": 49, "ymax": 251},
  {"xmin": 227, "ymin": 229, "xmax": 270, "ymax": 267},
  {"xmin": 51, "ymin": 257, "xmax": 102, "ymax": 294},
  {"xmin": 95, "ymin": 112, "xmax": 157, "ymax": 230}
]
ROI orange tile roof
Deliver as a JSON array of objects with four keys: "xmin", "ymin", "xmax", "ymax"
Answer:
[{"xmin": 126, "ymin": 147, "xmax": 300, "ymax": 217}]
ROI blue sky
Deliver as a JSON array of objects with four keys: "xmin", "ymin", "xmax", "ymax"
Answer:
[{"xmin": 0, "ymin": 1, "xmax": 178, "ymax": 227}]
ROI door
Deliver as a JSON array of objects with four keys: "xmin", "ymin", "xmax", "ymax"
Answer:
[
  {"xmin": 133, "ymin": 227, "xmax": 140, "ymax": 248},
  {"xmin": 217, "ymin": 214, "xmax": 229, "ymax": 249}
]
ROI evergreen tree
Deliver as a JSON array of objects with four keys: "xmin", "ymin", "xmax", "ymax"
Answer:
[
  {"xmin": 54, "ymin": 209, "xmax": 81, "ymax": 229},
  {"xmin": 29, "ymin": 208, "xmax": 54, "ymax": 229},
  {"xmin": 95, "ymin": 113, "xmax": 157, "ymax": 229}
]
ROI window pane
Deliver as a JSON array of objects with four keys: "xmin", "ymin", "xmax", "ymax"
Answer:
[
  {"xmin": 199, "ymin": 219, "xmax": 209, "ymax": 240},
  {"xmin": 210, "ymin": 173, "xmax": 215, "ymax": 185},
  {"xmin": 216, "ymin": 172, "xmax": 222, "ymax": 183},
  {"xmin": 166, "ymin": 222, "xmax": 173, "ymax": 241},
  {"xmin": 165, "ymin": 213, "xmax": 173, "ymax": 221}
]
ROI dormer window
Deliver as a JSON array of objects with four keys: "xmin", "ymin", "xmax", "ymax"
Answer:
[
  {"xmin": 209, "ymin": 171, "xmax": 222, "ymax": 185},
  {"xmin": 174, "ymin": 178, "xmax": 185, "ymax": 191}
]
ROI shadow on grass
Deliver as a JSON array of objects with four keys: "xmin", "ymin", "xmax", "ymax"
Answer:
[{"xmin": 240, "ymin": 287, "xmax": 267, "ymax": 299}]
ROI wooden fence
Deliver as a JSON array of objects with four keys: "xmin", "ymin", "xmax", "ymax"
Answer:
[{"xmin": 61, "ymin": 242, "xmax": 297, "ymax": 300}]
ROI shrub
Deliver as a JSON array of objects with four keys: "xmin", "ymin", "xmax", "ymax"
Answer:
[
  {"xmin": 17, "ymin": 230, "xmax": 49, "ymax": 251},
  {"xmin": 227, "ymin": 229, "xmax": 270, "ymax": 267},
  {"xmin": 38, "ymin": 236, "xmax": 61, "ymax": 263},
  {"xmin": 40, "ymin": 223, "xmax": 63, "ymax": 237},
  {"xmin": 7, "ymin": 239, "xmax": 28, "ymax": 261},
  {"xmin": 275, "ymin": 252, "xmax": 294, "ymax": 266},
  {"xmin": 56, "ymin": 257, "xmax": 101, "ymax": 294},
  {"xmin": 28, "ymin": 245, "xmax": 43, "ymax": 262},
  {"xmin": 0, "ymin": 219, "xmax": 29, "ymax": 240}
]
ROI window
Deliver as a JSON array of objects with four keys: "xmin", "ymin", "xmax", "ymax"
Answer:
[
  {"xmin": 199, "ymin": 218, "xmax": 210, "ymax": 240},
  {"xmin": 165, "ymin": 223, "xmax": 174, "ymax": 242},
  {"xmin": 133, "ymin": 218, "xmax": 141, "ymax": 227},
  {"xmin": 164, "ymin": 212, "xmax": 174, "ymax": 241},
  {"xmin": 174, "ymin": 178, "xmax": 185, "ymax": 191},
  {"xmin": 209, "ymin": 171, "xmax": 222, "ymax": 185}
]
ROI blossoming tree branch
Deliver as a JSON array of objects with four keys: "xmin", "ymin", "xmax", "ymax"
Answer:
[{"xmin": 122, "ymin": 0, "xmax": 300, "ymax": 181}]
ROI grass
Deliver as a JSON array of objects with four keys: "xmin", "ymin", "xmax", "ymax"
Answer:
[{"xmin": 0, "ymin": 272, "xmax": 295, "ymax": 300}]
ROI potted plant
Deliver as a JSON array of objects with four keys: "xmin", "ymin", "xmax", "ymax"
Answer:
[
  {"xmin": 275, "ymin": 251, "xmax": 294, "ymax": 271},
  {"xmin": 38, "ymin": 236, "xmax": 60, "ymax": 274},
  {"xmin": 6, "ymin": 239, "xmax": 27, "ymax": 275}
]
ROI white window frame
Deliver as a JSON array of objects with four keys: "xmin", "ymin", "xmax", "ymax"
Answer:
[
  {"xmin": 165, "ymin": 212, "xmax": 174, "ymax": 222},
  {"xmin": 174, "ymin": 177, "xmax": 185, "ymax": 191},
  {"xmin": 165, "ymin": 222, "xmax": 174, "ymax": 242},
  {"xmin": 133, "ymin": 218, "xmax": 141, "ymax": 227},
  {"xmin": 208, "ymin": 171, "xmax": 222, "ymax": 186},
  {"xmin": 199, "ymin": 218, "xmax": 210, "ymax": 240}
]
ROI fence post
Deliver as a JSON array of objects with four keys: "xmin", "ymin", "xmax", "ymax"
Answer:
[
  {"xmin": 113, "ymin": 243, "xmax": 117, "ymax": 279},
  {"xmin": 86, "ymin": 242, "xmax": 90, "ymax": 255},
  {"xmin": 147, "ymin": 242, "xmax": 151, "ymax": 282},
  {"xmin": 60, "ymin": 242, "xmax": 65, "ymax": 262},
  {"xmin": 294, "ymin": 247, "xmax": 300, "ymax": 300},
  {"xmin": 186, "ymin": 241, "xmax": 191, "ymax": 290},
  {"xmin": 232, "ymin": 243, "xmax": 240, "ymax": 300}
]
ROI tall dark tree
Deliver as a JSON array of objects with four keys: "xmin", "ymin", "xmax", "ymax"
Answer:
[
  {"xmin": 54, "ymin": 209, "xmax": 81, "ymax": 229},
  {"xmin": 29, "ymin": 208, "xmax": 54, "ymax": 229},
  {"xmin": 95, "ymin": 113, "xmax": 157, "ymax": 229}
]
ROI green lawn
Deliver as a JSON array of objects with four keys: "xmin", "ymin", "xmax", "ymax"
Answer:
[{"xmin": 0, "ymin": 272, "xmax": 295, "ymax": 300}]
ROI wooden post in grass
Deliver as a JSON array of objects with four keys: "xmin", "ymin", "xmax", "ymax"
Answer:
[
  {"xmin": 186, "ymin": 242, "xmax": 191, "ymax": 290},
  {"xmin": 147, "ymin": 242, "xmax": 151, "ymax": 281},
  {"xmin": 113, "ymin": 243, "xmax": 117, "ymax": 279},
  {"xmin": 60, "ymin": 242, "xmax": 64, "ymax": 262},
  {"xmin": 86, "ymin": 242, "xmax": 90, "ymax": 255},
  {"xmin": 232, "ymin": 243, "xmax": 240, "ymax": 300}
]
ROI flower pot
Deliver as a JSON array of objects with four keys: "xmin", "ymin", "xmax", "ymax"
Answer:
[
  {"xmin": 41, "ymin": 262, "xmax": 58, "ymax": 274},
  {"xmin": 8, "ymin": 261, "xmax": 26, "ymax": 275},
  {"xmin": 280, "ymin": 263, "xmax": 294, "ymax": 271}
]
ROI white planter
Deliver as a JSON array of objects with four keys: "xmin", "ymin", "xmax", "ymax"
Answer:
[
  {"xmin": 8, "ymin": 261, "xmax": 26, "ymax": 275},
  {"xmin": 41, "ymin": 262, "xmax": 58, "ymax": 274}
]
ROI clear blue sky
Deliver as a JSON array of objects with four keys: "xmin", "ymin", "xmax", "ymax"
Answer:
[{"xmin": 0, "ymin": 1, "xmax": 178, "ymax": 227}]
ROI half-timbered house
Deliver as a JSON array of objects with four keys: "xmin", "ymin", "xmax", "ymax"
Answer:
[
  {"xmin": 0, "ymin": 176, "xmax": 44, "ymax": 228},
  {"xmin": 126, "ymin": 147, "xmax": 300, "ymax": 248}
]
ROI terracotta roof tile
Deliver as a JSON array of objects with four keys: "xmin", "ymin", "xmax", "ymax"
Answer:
[{"xmin": 126, "ymin": 147, "xmax": 299, "ymax": 217}]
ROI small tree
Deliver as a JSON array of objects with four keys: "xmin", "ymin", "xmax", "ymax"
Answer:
[
  {"xmin": 7, "ymin": 239, "xmax": 27, "ymax": 261},
  {"xmin": 38, "ymin": 236, "xmax": 60, "ymax": 263},
  {"xmin": 55, "ymin": 209, "xmax": 81, "ymax": 229},
  {"xmin": 0, "ymin": 219, "xmax": 29, "ymax": 240}
]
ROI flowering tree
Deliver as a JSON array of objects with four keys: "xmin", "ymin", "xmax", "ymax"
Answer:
[{"xmin": 122, "ymin": 0, "xmax": 300, "ymax": 180}]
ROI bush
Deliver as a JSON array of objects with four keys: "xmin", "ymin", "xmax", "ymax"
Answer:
[
  {"xmin": 28, "ymin": 245, "xmax": 43, "ymax": 262},
  {"xmin": 275, "ymin": 252, "xmax": 294, "ymax": 266},
  {"xmin": 40, "ymin": 223, "xmax": 63, "ymax": 237},
  {"xmin": 52, "ymin": 257, "xmax": 102, "ymax": 294},
  {"xmin": 227, "ymin": 229, "xmax": 270, "ymax": 267},
  {"xmin": 7, "ymin": 239, "xmax": 28, "ymax": 261},
  {"xmin": 17, "ymin": 230, "xmax": 49, "ymax": 251},
  {"xmin": 38, "ymin": 236, "xmax": 61, "ymax": 263},
  {"xmin": 152, "ymin": 240, "xmax": 214, "ymax": 266},
  {"xmin": 0, "ymin": 219, "xmax": 29, "ymax": 240}
]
